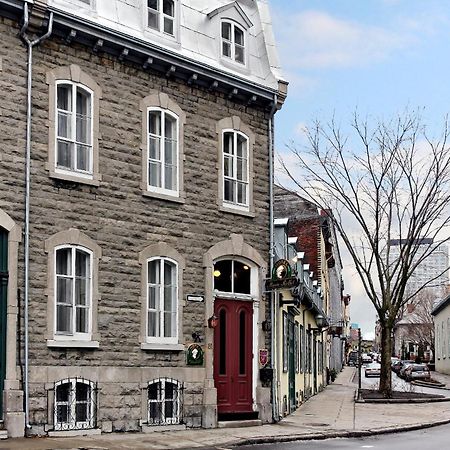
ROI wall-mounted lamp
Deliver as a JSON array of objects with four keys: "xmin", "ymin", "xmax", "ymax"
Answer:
[
  {"xmin": 262, "ymin": 320, "xmax": 271, "ymax": 332},
  {"xmin": 315, "ymin": 314, "xmax": 326, "ymax": 329},
  {"xmin": 208, "ymin": 314, "xmax": 219, "ymax": 328}
]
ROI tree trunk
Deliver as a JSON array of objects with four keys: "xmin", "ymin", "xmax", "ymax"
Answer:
[{"xmin": 379, "ymin": 324, "xmax": 393, "ymax": 398}]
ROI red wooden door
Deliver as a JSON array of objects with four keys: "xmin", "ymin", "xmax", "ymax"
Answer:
[{"xmin": 214, "ymin": 299, "xmax": 253, "ymax": 414}]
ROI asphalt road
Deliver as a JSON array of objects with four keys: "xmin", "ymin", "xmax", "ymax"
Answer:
[{"xmin": 234, "ymin": 422, "xmax": 450, "ymax": 450}]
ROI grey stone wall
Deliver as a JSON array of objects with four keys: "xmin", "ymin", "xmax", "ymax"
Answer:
[{"xmin": 0, "ymin": 17, "xmax": 272, "ymax": 432}]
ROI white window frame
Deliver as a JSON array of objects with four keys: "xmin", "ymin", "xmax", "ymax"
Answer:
[
  {"xmin": 146, "ymin": 0, "xmax": 176, "ymax": 37},
  {"xmin": 55, "ymin": 80, "xmax": 94, "ymax": 179},
  {"xmin": 213, "ymin": 258, "xmax": 254, "ymax": 300},
  {"xmin": 147, "ymin": 107, "xmax": 179, "ymax": 196},
  {"xmin": 222, "ymin": 129, "xmax": 249, "ymax": 210},
  {"xmin": 54, "ymin": 378, "xmax": 95, "ymax": 431},
  {"xmin": 54, "ymin": 245, "xmax": 93, "ymax": 341},
  {"xmin": 147, "ymin": 378, "xmax": 182, "ymax": 425},
  {"xmin": 146, "ymin": 257, "xmax": 178, "ymax": 345},
  {"xmin": 220, "ymin": 19, "xmax": 246, "ymax": 66}
]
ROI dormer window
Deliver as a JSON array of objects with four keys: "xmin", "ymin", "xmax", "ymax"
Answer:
[
  {"xmin": 147, "ymin": 0, "xmax": 175, "ymax": 36},
  {"xmin": 221, "ymin": 21, "xmax": 245, "ymax": 64}
]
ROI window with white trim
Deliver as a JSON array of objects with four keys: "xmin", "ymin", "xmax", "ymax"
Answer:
[
  {"xmin": 147, "ymin": 378, "xmax": 183, "ymax": 425},
  {"xmin": 147, "ymin": 108, "xmax": 179, "ymax": 194},
  {"xmin": 55, "ymin": 246, "xmax": 92, "ymax": 339},
  {"xmin": 56, "ymin": 82, "xmax": 93, "ymax": 176},
  {"xmin": 146, "ymin": 257, "xmax": 178, "ymax": 343},
  {"xmin": 221, "ymin": 20, "xmax": 245, "ymax": 64},
  {"xmin": 222, "ymin": 130, "xmax": 249, "ymax": 208},
  {"xmin": 147, "ymin": 0, "xmax": 175, "ymax": 36},
  {"xmin": 213, "ymin": 259, "xmax": 251, "ymax": 295},
  {"xmin": 54, "ymin": 378, "xmax": 95, "ymax": 431}
]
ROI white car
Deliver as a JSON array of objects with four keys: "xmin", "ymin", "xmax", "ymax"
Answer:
[{"xmin": 365, "ymin": 362, "xmax": 381, "ymax": 377}]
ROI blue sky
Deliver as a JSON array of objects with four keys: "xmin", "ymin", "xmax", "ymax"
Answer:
[{"xmin": 268, "ymin": 0, "xmax": 450, "ymax": 338}]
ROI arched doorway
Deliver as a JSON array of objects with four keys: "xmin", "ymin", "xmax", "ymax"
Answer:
[{"xmin": 212, "ymin": 258, "xmax": 256, "ymax": 419}]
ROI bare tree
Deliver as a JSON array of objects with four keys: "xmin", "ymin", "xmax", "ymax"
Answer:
[
  {"xmin": 398, "ymin": 289, "xmax": 438, "ymax": 359},
  {"xmin": 279, "ymin": 111, "xmax": 450, "ymax": 397}
]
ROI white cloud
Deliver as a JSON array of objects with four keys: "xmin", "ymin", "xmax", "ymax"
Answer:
[{"xmin": 273, "ymin": 10, "xmax": 414, "ymax": 70}]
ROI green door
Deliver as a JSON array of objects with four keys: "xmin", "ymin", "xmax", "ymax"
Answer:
[
  {"xmin": 0, "ymin": 228, "xmax": 8, "ymax": 419},
  {"xmin": 288, "ymin": 313, "xmax": 295, "ymax": 412}
]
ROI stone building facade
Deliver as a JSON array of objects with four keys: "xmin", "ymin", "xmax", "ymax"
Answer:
[{"xmin": 0, "ymin": 0, "xmax": 287, "ymax": 438}]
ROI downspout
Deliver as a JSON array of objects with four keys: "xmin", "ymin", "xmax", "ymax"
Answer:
[
  {"xmin": 268, "ymin": 94, "xmax": 279, "ymax": 421},
  {"xmin": 19, "ymin": 1, "xmax": 53, "ymax": 430}
]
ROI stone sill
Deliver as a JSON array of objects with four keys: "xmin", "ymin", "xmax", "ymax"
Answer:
[
  {"xmin": 141, "ymin": 343, "xmax": 184, "ymax": 351},
  {"xmin": 219, "ymin": 205, "xmax": 255, "ymax": 218},
  {"xmin": 142, "ymin": 190, "xmax": 186, "ymax": 204},
  {"xmin": 47, "ymin": 340, "xmax": 100, "ymax": 349},
  {"xmin": 48, "ymin": 170, "xmax": 101, "ymax": 187},
  {"xmin": 48, "ymin": 428, "xmax": 101, "ymax": 438}
]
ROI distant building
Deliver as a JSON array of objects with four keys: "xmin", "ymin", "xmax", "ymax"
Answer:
[
  {"xmin": 432, "ymin": 296, "xmax": 450, "ymax": 374},
  {"xmin": 388, "ymin": 239, "xmax": 449, "ymax": 298},
  {"xmin": 390, "ymin": 239, "xmax": 449, "ymax": 360}
]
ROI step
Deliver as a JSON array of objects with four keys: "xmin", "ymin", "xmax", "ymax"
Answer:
[{"xmin": 218, "ymin": 419, "xmax": 262, "ymax": 429}]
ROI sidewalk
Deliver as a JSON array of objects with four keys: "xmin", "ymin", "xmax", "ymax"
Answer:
[{"xmin": 1, "ymin": 367, "xmax": 450, "ymax": 449}]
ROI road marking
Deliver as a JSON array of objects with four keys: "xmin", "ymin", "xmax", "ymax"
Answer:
[{"xmin": 361, "ymin": 446, "xmax": 374, "ymax": 448}]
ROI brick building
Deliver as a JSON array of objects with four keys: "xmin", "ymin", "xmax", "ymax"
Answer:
[{"xmin": 0, "ymin": 0, "xmax": 287, "ymax": 438}]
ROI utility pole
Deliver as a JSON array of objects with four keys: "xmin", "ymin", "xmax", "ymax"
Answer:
[{"xmin": 358, "ymin": 328, "xmax": 362, "ymax": 399}]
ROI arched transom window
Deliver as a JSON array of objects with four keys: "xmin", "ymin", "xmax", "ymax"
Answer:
[{"xmin": 213, "ymin": 259, "xmax": 251, "ymax": 295}]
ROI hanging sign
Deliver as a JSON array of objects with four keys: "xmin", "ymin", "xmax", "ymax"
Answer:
[{"xmin": 265, "ymin": 259, "xmax": 299, "ymax": 290}]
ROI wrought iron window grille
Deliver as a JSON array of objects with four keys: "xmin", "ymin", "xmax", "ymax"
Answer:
[
  {"xmin": 146, "ymin": 377, "xmax": 184, "ymax": 426},
  {"xmin": 52, "ymin": 377, "xmax": 97, "ymax": 431}
]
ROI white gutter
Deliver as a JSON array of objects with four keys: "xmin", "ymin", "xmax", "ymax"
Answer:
[{"xmin": 19, "ymin": 0, "xmax": 53, "ymax": 430}]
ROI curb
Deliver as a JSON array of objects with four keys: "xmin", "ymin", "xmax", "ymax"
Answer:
[
  {"xmin": 226, "ymin": 418, "xmax": 450, "ymax": 448},
  {"xmin": 355, "ymin": 397, "xmax": 450, "ymax": 404},
  {"xmin": 412, "ymin": 380, "xmax": 450, "ymax": 390}
]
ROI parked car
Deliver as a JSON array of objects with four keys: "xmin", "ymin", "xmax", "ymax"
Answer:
[
  {"xmin": 392, "ymin": 359, "xmax": 414, "ymax": 375},
  {"xmin": 361, "ymin": 354, "xmax": 373, "ymax": 365},
  {"xmin": 348, "ymin": 351, "xmax": 359, "ymax": 366},
  {"xmin": 365, "ymin": 362, "xmax": 381, "ymax": 377},
  {"xmin": 390, "ymin": 357, "xmax": 399, "ymax": 366},
  {"xmin": 404, "ymin": 364, "xmax": 431, "ymax": 382},
  {"xmin": 398, "ymin": 361, "xmax": 415, "ymax": 379}
]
